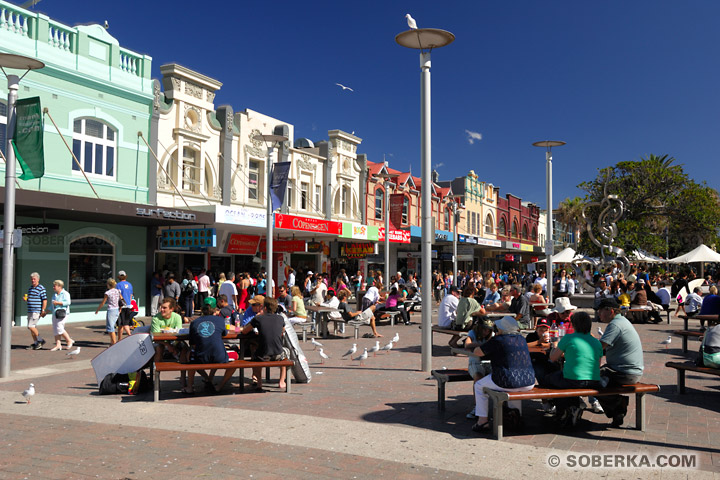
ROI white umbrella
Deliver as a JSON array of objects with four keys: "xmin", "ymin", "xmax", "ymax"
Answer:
[
  {"xmin": 536, "ymin": 246, "xmax": 576, "ymax": 264},
  {"xmin": 668, "ymin": 244, "xmax": 720, "ymax": 277},
  {"xmin": 631, "ymin": 249, "xmax": 664, "ymax": 263}
]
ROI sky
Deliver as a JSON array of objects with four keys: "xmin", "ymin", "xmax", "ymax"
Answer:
[{"xmin": 19, "ymin": 0, "xmax": 720, "ymax": 210}]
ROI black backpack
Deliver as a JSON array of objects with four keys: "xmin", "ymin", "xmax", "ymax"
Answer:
[{"xmin": 99, "ymin": 370, "xmax": 150, "ymax": 395}]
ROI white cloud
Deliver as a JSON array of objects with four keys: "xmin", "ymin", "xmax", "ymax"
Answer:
[{"xmin": 465, "ymin": 129, "xmax": 483, "ymax": 145}]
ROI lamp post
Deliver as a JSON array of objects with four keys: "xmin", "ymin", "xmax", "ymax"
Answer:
[
  {"xmin": 396, "ymin": 26, "xmax": 454, "ymax": 372},
  {"xmin": 0, "ymin": 54, "xmax": 44, "ymax": 378},
  {"xmin": 253, "ymin": 134, "xmax": 288, "ymax": 298},
  {"xmin": 532, "ymin": 140, "xmax": 565, "ymax": 305},
  {"xmin": 376, "ymin": 172, "xmax": 397, "ymax": 291}
]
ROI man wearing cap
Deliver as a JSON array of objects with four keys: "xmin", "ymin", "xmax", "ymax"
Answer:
[
  {"xmin": 116, "ymin": 271, "xmax": 135, "ymax": 341},
  {"xmin": 597, "ymin": 297, "xmax": 644, "ymax": 427}
]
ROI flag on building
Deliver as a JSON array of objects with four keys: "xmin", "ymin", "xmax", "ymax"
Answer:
[
  {"xmin": 269, "ymin": 161, "xmax": 291, "ymax": 211},
  {"xmin": 12, "ymin": 97, "xmax": 44, "ymax": 180}
]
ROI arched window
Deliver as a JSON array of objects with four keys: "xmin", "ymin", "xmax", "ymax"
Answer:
[
  {"xmin": 402, "ymin": 196, "xmax": 409, "ymax": 224},
  {"xmin": 522, "ymin": 224, "xmax": 529, "ymax": 240},
  {"xmin": 181, "ymin": 148, "xmax": 200, "ymax": 193},
  {"xmin": 72, "ymin": 118, "xmax": 116, "ymax": 178},
  {"xmin": 375, "ymin": 188, "xmax": 384, "ymax": 220},
  {"xmin": 512, "ymin": 220, "xmax": 519, "ymax": 238},
  {"xmin": 532, "ymin": 227, "xmax": 537, "ymax": 240},
  {"xmin": 498, "ymin": 217, "xmax": 507, "ymax": 236},
  {"xmin": 485, "ymin": 214, "xmax": 494, "ymax": 234},
  {"xmin": 444, "ymin": 208, "xmax": 450, "ymax": 230},
  {"xmin": 68, "ymin": 236, "xmax": 114, "ymax": 300}
]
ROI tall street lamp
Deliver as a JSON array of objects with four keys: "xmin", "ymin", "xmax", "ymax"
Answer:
[
  {"xmin": 376, "ymin": 172, "xmax": 397, "ymax": 291},
  {"xmin": 532, "ymin": 140, "xmax": 565, "ymax": 305},
  {"xmin": 253, "ymin": 134, "xmax": 288, "ymax": 298},
  {"xmin": 396, "ymin": 25, "xmax": 454, "ymax": 372},
  {"xmin": 0, "ymin": 53, "xmax": 44, "ymax": 378}
]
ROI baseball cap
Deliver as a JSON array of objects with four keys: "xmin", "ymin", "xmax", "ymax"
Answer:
[
  {"xmin": 449, "ymin": 286, "xmax": 460, "ymax": 294},
  {"xmin": 597, "ymin": 297, "xmax": 620, "ymax": 309},
  {"xmin": 118, "ymin": 270, "xmax": 127, "ymax": 277},
  {"xmin": 535, "ymin": 318, "xmax": 550, "ymax": 328},
  {"xmin": 306, "ymin": 271, "xmax": 313, "ymax": 276},
  {"xmin": 249, "ymin": 295, "xmax": 265, "ymax": 305},
  {"xmin": 203, "ymin": 297, "xmax": 217, "ymax": 309}
]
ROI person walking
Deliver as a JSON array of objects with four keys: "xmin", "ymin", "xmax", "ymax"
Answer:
[
  {"xmin": 24, "ymin": 272, "xmax": 48, "ymax": 350},
  {"xmin": 48, "ymin": 280, "xmax": 74, "ymax": 351},
  {"xmin": 95, "ymin": 278, "xmax": 121, "ymax": 345},
  {"xmin": 116, "ymin": 270, "xmax": 135, "ymax": 341}
]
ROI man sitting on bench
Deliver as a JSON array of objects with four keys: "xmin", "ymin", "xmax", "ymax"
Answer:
[
  {"xmin": 699, "ymin": 316, "xmax": 720, "ymax": 368},
  {"xmin": 337, "ymin": 290, "xmax": 381, "ymax": 338},
  {"xmin": 597, "ymin": 297, "xmax": 644, "ymax": 427},
  {"xmin": 240, "ymin": 296, "xmax": 288, "ymax": 391}
]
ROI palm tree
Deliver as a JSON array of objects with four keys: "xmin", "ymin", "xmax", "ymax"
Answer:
[{"xmin": 556, "ymin": 196, "xmax": 585, "ymax": 251}]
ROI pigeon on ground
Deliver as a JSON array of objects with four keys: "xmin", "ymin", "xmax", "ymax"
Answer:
[
  {"xmin": 311, "ymin": 338, "xmax": 323, "ymax": 350},
  {"xmin": 380, "ymin": 341, "xmax": 394, "ymax": 354},
  {"xmin": 597, "ymin": 327, "xmax": 603, "ymax": 337},
  {"xmin": 368, "ymin": 340, "xmax": 380, "ymax": 357},
  {"xmin": 342, "ymin": 343, "xmax": 357, "ymax": 358},
  {"xmin": 660, "ymin": 336, "xmax": 672, "ymax": 349},
  {"xmin": 22, "ymin": 383, "xmax": 35, "ymax": 404},
  {"xmin": 335, "ymin": 83, "xmax": 354, "ymax": 92},
  {"xmin": 391, "ymin": 332, "xmax": 400, "ymax": 344},
  {"xmin": 406, "ymin": 13, "xmax": 418, "ymax": 29},
  {"xmin": 354, "ymin": 348, "xmax": 368, "ymax": 366},
  {"xmin": 318, "ymin": 348, "xmax": 329, "ymax": 364},
  {"xmin": 66, "ymin": 347, "xmax": 81, "ymax": 358}
]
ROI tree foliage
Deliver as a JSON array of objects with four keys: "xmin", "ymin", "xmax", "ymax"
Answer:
[
  {"xmin": 556, "ymin": 196, "xmax": 585, "ymax": 250},
  {"xmin": 576, "ymin": 154, "xmax": 720, "ymax": 258}
]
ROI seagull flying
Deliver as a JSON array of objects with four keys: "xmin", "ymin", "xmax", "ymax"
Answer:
[
  {"xmin": 660, "ymin": 336, "xmax": 672, "ymax": 349},
  {"xmin": 342, "ymin": 343, "xmax": 357, "ymax": 358},
  {"xmin": 318, "ymin": 348, "xmax": 329, "ymax": 364},
  {"xmin": 311, "ymin": 338, "xmax": 323, "ymax": 350},
  {"xmin": 391, "ymin": 332, "xmax": 400, "ymax": 344},
  {"xmin": 369, "ymin": 340, "xmax": 380, "ymax": 357},
  {"xmin": 354, "ymin": 348, "xmax": 369, "ymax": 366},
  {"xmin": 66, "ymin": 347, "xmax": 81, "ymax": 358},
  {"xmin": 405, "ymin": 13, "xmax": 418, "ymax": 30},
  {"xmin": 22, "ymin": 383, "xmax": 35, "ymax": 404},
  {"xmin": 335, "ymin": 83, "xmax": 354, "ymax": 92},
  {"xmin": 597, "ymin": 327, "xmax": 603, "ymax": 337},
  {"xmin": 380, "ymin": 341, "xmax": 394, "ymax": 354}
]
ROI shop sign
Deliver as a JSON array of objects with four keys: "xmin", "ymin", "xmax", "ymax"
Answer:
[
  {"xmin": 520, "ymin": 243, "xmax": 534, "ymax": 252},
  {"xmin": 458, "ymin": 234, "xmax": 477, "ymax": 244},
  {"xmin": 397, "ymin": 250, "xmax": 438, "ymax": 259},
  {"xmin": 440, "ymin": 252, "xmax": 454, "ymax": 261},
  {"xmin": 259, "ymin": 239, "xmax": 307, "ymax": 253},
  {"xmin": 226, "ymin": 234, "xmax": 261, "ymax": 255},
  {"xmin": 161, "ymin": 228, "xmax": 216, "ymax": 249},
  {"xmin": 378, "ymin": 227, "xmax": 411, "ymax": 244},
  {"xmin": 341, "ymin": 242, "xmax": 374, "ymax": 258},
  {"xmin": 503, "ymin": 241, "xmax": 522, "ymax": 250},
  {"xmin": 477, "ymin": 237, "xmax": 502, "ymax": 247},
  {"xmin": 136, "ymin": 207, "xmax": 196, "ymax": 221},
  {"xmin": 307, "ymin": 242, "xmax": 323, "ymax": 253},
  {"xmin": 530, "ymin": 256, "xmax": 539, "ymax": 263},
  {"xmin": 341, "ymin": 222, "xmax": 379, "ymax": 241},
  {"xmin": 0, "ymin": 223, "xmax": 59, "ymax": 235},
  {"xmin": 215, "ymin": 205, "xmax": 266, "ymax": 228},
  {"xmin": 275, "ymin": 214, "xmax": 342, "ymax": 235},
  {"xmin": 505, "ymin": 254, "xmax": 517, "ymax": 262}
]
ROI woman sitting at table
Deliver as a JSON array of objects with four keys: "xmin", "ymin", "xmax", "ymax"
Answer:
[
  {"xmin": 287, "ymin": 286, "xmax": 308, "ymax": 325},
  {"xmin": 542, "ymin": 311, "xmax": 603, "ymax": 427},
  {"xmin": 381, "ymin": 286, "xmax": 410, "ymax": 325},
  {"xmin": 471, "ymin": 316, "xmax": 535, "ymax": 433},
  {"xmin": 464, "ymin": 317, "xmax": 495, "ymax": 419},
  {"xmin": 529, "ymin": 283, "xmax": 552, "ymax": 317}
]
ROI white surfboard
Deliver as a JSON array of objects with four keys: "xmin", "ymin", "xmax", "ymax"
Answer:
[
  {"xmin": 283, "ymin": 317, "xmax": 311, "ymax": 383},
  {"xmin": 677, "ymin": 279, "xmax": 704, "ymax": 303},
  {"xmin": 90, "ymin": 333, "xmax": 154, "ymax": 385}
]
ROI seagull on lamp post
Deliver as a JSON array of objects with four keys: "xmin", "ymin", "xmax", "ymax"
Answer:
[{"xmin": 405, "ymin": 14, "xmax": 417, "ymax": 30}]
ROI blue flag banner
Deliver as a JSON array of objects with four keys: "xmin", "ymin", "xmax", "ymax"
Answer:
[{"xmin": 270, "ymin": 161, "xmax": 291, "ymax": 212}]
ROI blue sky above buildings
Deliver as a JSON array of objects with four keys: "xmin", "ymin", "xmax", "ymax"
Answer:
[{"xmin": 24, "ymin": 0, "xmax": 720, "ymax": 210}]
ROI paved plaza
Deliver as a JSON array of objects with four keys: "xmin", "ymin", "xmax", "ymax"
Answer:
[{"xmin": 0, "ymin": 299, "xmax": 718, "ymax": 479}]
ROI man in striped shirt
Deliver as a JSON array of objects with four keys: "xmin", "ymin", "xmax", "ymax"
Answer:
[{"xmin": 24, "ymin": 272, "xmax": 48, "ymax": 350}]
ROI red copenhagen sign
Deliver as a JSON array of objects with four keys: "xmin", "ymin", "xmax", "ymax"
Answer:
[
  {"xmin": 259, "ymin": 239, "xmax": 307, "ymax": 253},
  {"xmin": 275, "ymin": 214, "xmax": 342, "ymax": 235},
  {"xmin": 226, "ymin": 234, "xmax": 260, "ymax": 255},
  {"xmin": 530, "ymin": 256, "xmax": 539, "ymax": 263},
  {"xmin": 505, "ymin": 254, "xmax": 516, "ymax": 262},
  {"xmin": 378, "ymin": 227, "xmax": 411, "ymax": 244}
]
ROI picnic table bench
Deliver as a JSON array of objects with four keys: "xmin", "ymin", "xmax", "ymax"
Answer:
[
  {"xmin": 665, "ymin": 361, "xmax": 720, "ymax": 394},
  {"xmin": 679, "ymin": 314, "xmax": 716, "ymax": 331},
  {"xmin": 673, "ymin": 330, "xmax": 704, "ymax": 354},
  {"xmin": 153, "ymin": 359, "xmax": 294, "ymax": 401}
]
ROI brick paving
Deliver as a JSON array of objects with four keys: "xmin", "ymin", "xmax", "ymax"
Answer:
[{"xmin": 0, "ymin": 302, "xmax": 718, "ymax": 478}]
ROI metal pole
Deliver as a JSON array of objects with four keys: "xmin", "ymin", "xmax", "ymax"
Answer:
[
  {"xmin": 420, "ymin": 51, "xmax": 432, "ymax": 372},
  {"xmin": 453, "ymin": 202, "xmax": 458, "ymax": 287},
  {"xmin": 546, "ymin": 150, "xmax": 553, "ymax": 305},
  {"xmin": 384, "ymin": 181, "xmax": 390, "ymax": 291},
  {"xmin": 266, "ymin": 146, "xmax": 274, "ymax": 297},
  {"xmin": 0, "ymin": 74, "xmax": 19, "ymax": 378}
]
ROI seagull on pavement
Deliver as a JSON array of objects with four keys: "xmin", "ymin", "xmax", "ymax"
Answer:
[
  {"xmin": 66, "ymin": 347, "xmax": 81, "ymax": 358},
  {"xmin": 391, "ymin": 332, "xmax": 400, "ymax": 344},
  {"xmin": 342, "ymin": 343, "xmax": 357, "ymax": 358},
  {"xmin": 335, "ymin": 83, "xmax": 354, "ymax": 92},
  {"xmin": 369, "ymin": 340, "xmax": 380, "ymax": 357},
  {"xmin": 660, "ymin": 336, "xmax": 672, "ymax": 349},
  {"xmin": 354, "ymin": 348, "xmax": 368, "ymax": 366},
  {"xmin": 597, "ymin": 327, "xmax": 603, "ymax": 337},
  {"xmin": 311, "ymin": 338, "xmax": 323, "ymax": 350},
  {"xmin": 318, "ymin": 348, "xmax": 329, "ymax": 364},
  {"xmin": 22, "ymin": 383, "xmax": 35, "ymax": 404},
  {"xmin": 380, "ymin": 341, "xmax": 394, "ymax": 354},
  {"xmin": 405, "ymin": 13, "xmax": 418, "ymax": 30}
]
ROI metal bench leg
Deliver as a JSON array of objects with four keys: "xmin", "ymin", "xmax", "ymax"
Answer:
[
  {"xmin": 265, "ymin": 366, "xmax": 271, "ymax": 382},
  {"xmin": 493, "ymin": 395, "xmax": 504, "ymax": 441},
  {"xmin": 435, "ymin": 377, "xmax": 447, "ymax": 410},
  {"xmin": 391, "ymin": 314, "xmax": 395, "ymax": 327},
  {"xmin": 682, "ymin": 336, "xmax": 688, "ymax": 354},
  {"xmin": 301, "ymin": 326, "xmax": 307, "ymax": 343},
  {"xmin": 286, "ymin": 368, "xmax": 291, "ymax": 393},
  {"xmin": 354, "ymin": 324, "xmax": 359, "ymax": 340},
  {"xmin": 239, "ymin": 367, "xmax": 245, "ymax": 392},
  {"xmin": 636, "ymin": 393, "xmax": 646, "ymax": 431},
  {"xmin": 153, "ymin": 370, "xmax": 160, "ymax": 402},
  {"xmin": 677, "ymin": 369, "xmax": 686, "ymax": 394}
]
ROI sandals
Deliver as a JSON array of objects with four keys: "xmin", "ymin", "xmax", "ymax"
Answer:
[
  {"xmin": 181, "ymin": 388, "xmax": 195, "ymax": 395},
  {"xmin": 362, "ymin": 333, "xmax": 376, "ymax": 338},
  {"xmin": 471, "ymin": 421, "xmax": 491, "ymax": 433}
]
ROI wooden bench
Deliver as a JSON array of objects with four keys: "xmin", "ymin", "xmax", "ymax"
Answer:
[
  {"xmin": 483, "ymin": 383, "xmax": 660, "ymax": 440},
  {"xmin": 153, "ymin": 359, "xmax": 294, "ymax": 401},
  {"xmin": 431, "ymin": 368, "xmax": 473, "ymax": 410},
  {"xmin": 665, "ymin": 361, "xmax": 720, "ymax": 394},
  {"xmin": 673, "ymin": 330, "xmax": 703, "ymax": 353}
]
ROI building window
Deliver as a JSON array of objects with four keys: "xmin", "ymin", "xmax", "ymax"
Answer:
[
  {"xmin": 71, "ymin": 118, "xmax": 116, "ymax": 178},
  {"xmin": 472, "ymin": 212, "xmax": 477, "ymax": 235},
  {"xmin": 341, "ymin": 186, "xmax": 349, "ymax": 216},
  {"xmin": 402, "ymin": 196, "xmax": 409, "ymax": 225},
  {"xmin": 485, "ymin": 214, "xmax": 494, "ymax": 234},
  {"xmin": 444, "ymin": 208, "xmax": 450, "ymax": 230},
  {"xmin": 287, "ymin": 180, "xmax": 293, "ymax": 208},
  {"xmin": 522, "ymin": 224, "xmax": 528, "ymax": 240},
  {"xmin": 498, "ymin": 217, "xmax": 507, "ymax": 236},
  {"xmin": 68, "ymin": 236, "xmax": 114, "ymax": 301},
  {"xmin": 375, "ymin": 188, "xmax": 384, "ymax": 220},
  {"xmin": 532, "ymin": 227, "xmax": 537, "ymax": 240},
  {"xmin": 512, "ymin": 220, "xmax": 519, "ymax": 238},
  {"xmin": 315, "ymin": 185, "xmax": 321, "ymax": 212},
  {"xmin": 248, "ymin": 160, "xmax": 260, "ymax": 201},
  {"xmin": 300, "ymin": 182, "xmax": 309, "ymax": 210},
  {"xmin": 181, "ymin": 148, "xmax": 200, "ymax": 193}
]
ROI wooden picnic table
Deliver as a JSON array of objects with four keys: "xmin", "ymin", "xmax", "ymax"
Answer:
[{"xmin": 306, "ymin": 305, "xmax": 342, "ymax": 338}]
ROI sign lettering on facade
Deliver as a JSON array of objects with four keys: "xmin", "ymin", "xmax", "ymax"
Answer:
[
  {"xmin": 275, "ymin": 214, "xmax": 342, "ymax": 235},
  {"xmin": 215, "ymin": 205, "xmax": 266, "ymax": 227},
  {"xmin": 226, "ymin": 234, "xmax": 261, "ymax": 255},
  {"xmin": 378, "ymin": 227, "xmax": 411, "ymax": 244},
  {"xmin": 259, "ymin": 239, "xmax": 307, "ymax": 253},
  {"xmin": 136, "ymin": 207, "xmax": 196, "ymax": 221}
]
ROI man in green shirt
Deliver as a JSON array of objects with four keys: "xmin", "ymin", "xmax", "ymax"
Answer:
[{"xmin": 152, "ymin": 297, "xmax": 183, "ymax": 363}]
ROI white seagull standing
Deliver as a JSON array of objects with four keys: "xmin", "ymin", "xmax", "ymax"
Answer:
[
  {"xmin": 369, "ymin": 340, "xmax": 380, "ymax": 357},
  {"xmin": 405, "ymin": 13, "xmax": 418, "ymax": 30},
  {"xmin": 318, "ymin": 348, "xmax": 329, "ymax": 364},
  {"xmin": 342, "ymin": 343, "xmax": 357, "ymax": 358},
  {"xmin": 380, "ymin": 341, "xmax": 394, "ymax": 354},
  {"xmin": 335, "ymin": 83, "xmax": 354, "ymax": 92},
  {"xmin": 354, "ymin": 348, "xmax": 369, "ymax": 366},
  {"xmin": 660, "ymin": 336, "xmax": 672, "ymax": 349},
  {"xmin": 66, "ymin": 347, "xmax": 81, "ymax": 358},
  {"xmin": 22, "ymin": 383, "xmax": 35, "ymax": 404},
  {"xmin": 311, "ymin": 338, "xmax": 323, "ymax": 350},
  {"xmin": 391, "ymin": 332, "xmax": 400, "ymax": 344}
]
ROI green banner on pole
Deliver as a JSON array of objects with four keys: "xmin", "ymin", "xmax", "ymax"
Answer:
[{"xmin": 11, "ymin": 96, "xmax": 44, "ymax": 180}]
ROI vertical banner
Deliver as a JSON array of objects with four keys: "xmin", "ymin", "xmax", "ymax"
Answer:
[
  {"xmin": 270, "ymin": 161, "xmax": 291, "ymax": 211},
  {"xmin": 12, "ymin": 97, "xmax": 44, "ymax": 180},
  {"xmin": 389, "ymin": 193, "xmax": 404, "ymax": 230}
]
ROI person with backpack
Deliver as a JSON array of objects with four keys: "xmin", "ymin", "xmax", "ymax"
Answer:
[{"xmin": 180, "ymin": 270, "xmax": 197, "ymax": 318}]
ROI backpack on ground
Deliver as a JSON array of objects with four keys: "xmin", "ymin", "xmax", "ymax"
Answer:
[{"xmin": 99, "ymin": 370, "xmax": 150, "ymax": 395}]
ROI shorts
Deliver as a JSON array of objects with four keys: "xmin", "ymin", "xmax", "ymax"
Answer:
[
  {"xmin": 253, "ymin": 347, "xmax": 290, "ymax": 362},
  {"xmin": 52, "ymin": 313, "xmax": 67, "ymax": 336},
  {"xmin": 27, "ymin": 312, "xmax": 41, "ymax": 328},
  {"xmin": 106, "ymin": 308, "xmax": 119, "ymax": 333},
  {"xmin": 118, "ymin": 308, "xmax": 134, "ymax": 326},
  {"xmin": 355, "ymin": 308, "xmax": 374, "ymax": 325}
]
